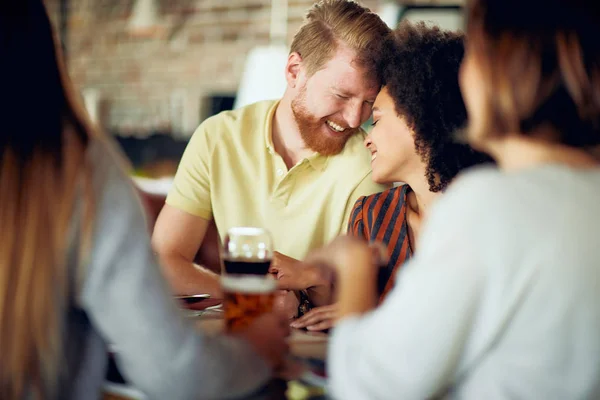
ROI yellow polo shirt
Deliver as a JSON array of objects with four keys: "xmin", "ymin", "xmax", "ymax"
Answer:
[{"xmin": 166, "ymin": 100, "xmax": 388, "ymax": 260}]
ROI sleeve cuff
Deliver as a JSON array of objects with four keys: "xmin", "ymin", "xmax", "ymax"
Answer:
[{"xmin": 165, "ymin": 196, "xmax": 212, "ymax": 220}]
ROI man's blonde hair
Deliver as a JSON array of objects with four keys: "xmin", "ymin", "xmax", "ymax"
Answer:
[{"xmin": 290, "ymin": 0, "xmax": 390, "ymax": 80}]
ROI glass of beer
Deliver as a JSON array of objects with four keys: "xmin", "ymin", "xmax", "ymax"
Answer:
[{"xmin": 221, "ymin": 227, "xmax": 276, "ymax": 333}]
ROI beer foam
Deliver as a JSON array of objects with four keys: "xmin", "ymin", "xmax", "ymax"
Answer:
[
  {"xmin": 227, "ymin": 227, "xmax": 266, "ymax": 236},
  {"xmin": 221, "ymin": 275, "xmax": 276, "ymax": 293}
]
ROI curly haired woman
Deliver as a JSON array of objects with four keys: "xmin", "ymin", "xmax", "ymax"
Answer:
[
  {"xmin": 349, "ymin": 22, "xmax": 492, "ymax": 297},
  {"xmin": 291, "ymin": 22, "xmax": 491, "ymax": 331}
]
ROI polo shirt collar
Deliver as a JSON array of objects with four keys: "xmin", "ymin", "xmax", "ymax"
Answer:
[
  {"xmin": 305, "ymin": 152, "xmax": 328, "ymax": 171},
  {"xmin": 265, "ymin": 101, "xmax": 329, "ymax": 172}
]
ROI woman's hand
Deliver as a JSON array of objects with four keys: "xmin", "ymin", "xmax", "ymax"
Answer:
[
  {"xmin": 273, "ymin": 289, "xmax": 300, "ymax": 319},
  {"xmin": 304, "ymin": 235, "xmax": 374, "ymax": 278},
  {"xmin": 270, "ymin": 252, "xmax": 333, "ymax": 306},
  {"xmin": 304, "ymin": 236, "xmax": 378, "ymax": 318},
  {"xmin": 290, "ymin": 303, "xmax": 338, "ymax": 331},
  {"xmin": 270, "ymin": 251, "xmax": 324, "ymax": 290}
]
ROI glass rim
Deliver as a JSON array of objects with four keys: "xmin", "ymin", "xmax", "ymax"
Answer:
[
  {"xmin": 221, "ymin": 275, "xmax": 276, "ymax": 293},
  {"xmin": 226, "ymin": 226, "xmax": 269, "ymax": 236}
]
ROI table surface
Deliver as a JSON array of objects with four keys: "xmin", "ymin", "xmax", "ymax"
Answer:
[
  {"xmin": 195, "ymin": 311, "xmax": 330, "ymax": 399},
  {"xmin": 103, "ymin": 306, "xmax": 329, "ymax": 400},
  {"xmin": 195, "ymin": 312, "xmax": 329, "ymax": 361}
]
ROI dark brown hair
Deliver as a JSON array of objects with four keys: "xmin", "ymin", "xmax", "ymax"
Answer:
[{"xmin": 466, "ymin": 0, "xmax": 600, "ymax": 147}]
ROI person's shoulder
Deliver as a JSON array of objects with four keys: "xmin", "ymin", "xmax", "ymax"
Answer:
[
  {"xmin": 199, "ymin": 100, "xmax": 276, "ymax": 132},
  {"xmin": 342, "ymin": 129, "xmax": 369, "ymax": 154},
  {"xmin": 427, "ymin": 165, "xmax": 517, "ymax": 230},
  {"xmin": 437, "ymin": 164, "xmax": 502, "ymax": 203},
  {"xmin": 179, "ymin": 101, "xmax": 277, "ymax": 158},
  {"xmin": 333, "ymin": 129, "xmax": 371, "ymax": 166},
  {"xmin": 415, "ymin": 166, "xmax": 509, "ymax": 256},
  {"xmin": 453, "ymin": 163, "xmax": 500, "ymax": 181},
  {"xmin": 363, "ymin": 184, "xmax": 406, "ymax": 203},
  {"xmin": 448, "ymin": 164, "xmax": 600, "ymax": 227},
  {"xmin": 86, "ymin": 137, "xmax": 130, "ymax": 183},
  {"xmin": 352, "ymin": 185, "xmax": 406, "ymax": 214},
  {"xmin": 84, "ymin": 138, "xmax": 143, "ymax": 222}
]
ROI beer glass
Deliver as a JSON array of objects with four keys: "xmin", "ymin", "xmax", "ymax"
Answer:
[{"xmin": 221, "ymin": 227, "xmax": 276, "ymax": 332}]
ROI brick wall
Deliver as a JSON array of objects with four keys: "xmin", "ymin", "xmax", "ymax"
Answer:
[{"xmin": 43, "ymin": 0, "xmax": 384, "ymax": 138}]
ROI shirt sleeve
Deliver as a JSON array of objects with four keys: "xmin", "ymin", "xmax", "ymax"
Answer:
[
  {"xmin": 165, "ymin": 121, "xmax": 214, "ymax": 219},
  {"xmin": 81, "ymin": 141, "xmax": 270, "ymax": 400},
  {"xmin": 340, "ymin": 174, "xmax": 388, "ymax": 234},
  {"xmin": 347, "ymin": 196, "xmax": 367, "ymax": 238},
  {"xmin": 328, "ymin": 176, "xmax": 489, "ymax": 399}
]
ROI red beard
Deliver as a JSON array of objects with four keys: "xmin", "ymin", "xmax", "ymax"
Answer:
[{"xmin": 291, "ymin": 89, "xmax": 358, "ymax": 156}]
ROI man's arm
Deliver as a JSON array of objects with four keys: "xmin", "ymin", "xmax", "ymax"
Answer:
[
  {"xmin": 271, "ymin": 252, "xmax": 332, "ymax": 308},
  {"xmin": 152, "ymin": 204, "xmax": 222, "ymax": 297}
]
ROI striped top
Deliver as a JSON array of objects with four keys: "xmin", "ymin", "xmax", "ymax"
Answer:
[{"xmin": 347, "ymin": 185, "xmax": 413, "ymax": 300}]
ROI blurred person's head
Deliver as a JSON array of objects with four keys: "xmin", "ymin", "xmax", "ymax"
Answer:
[
  {"xmin": 0, "ymin": 1, "xmax": 97, "ymax": 398},
  {"xmin": 461, "ymin": 0, "xmax": 600, "ymax": 154},
  {"xmin": 285, "ymin": 0, "xmax": 390, "ymax": 156},
  {"xmin": 366, "ymin": 22, "xmax": 492, "ymax": 191}
]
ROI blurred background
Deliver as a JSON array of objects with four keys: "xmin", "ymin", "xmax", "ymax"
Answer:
[{"xmin": 42, "ymin": 0, "xmax": 463, "ymax": 186}]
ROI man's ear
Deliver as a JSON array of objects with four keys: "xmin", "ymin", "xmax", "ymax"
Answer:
[{"xmin": 285, "ymin": 52, "xmax": 303, "ymax": 88}]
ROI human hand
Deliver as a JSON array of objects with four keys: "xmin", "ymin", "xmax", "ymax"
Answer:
[
  {"xmin": 270, "ymin": 251, "xmax": 323, "ymax": 290},
  {"xmin": 290, "ymin": 303, "xmax": 338, "ymax": 331},
  {"xmin": 304, "ymin": 235, "xmax": 374, "ymax": 279},
  {"xmin": 274, "ymin": 289, "xmax": 300, "ymax": 319},
  {"xmin": 306, "ymin": 236, "xmax": 383, "ymax": 318}
]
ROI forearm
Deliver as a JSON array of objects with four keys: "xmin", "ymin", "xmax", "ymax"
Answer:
[
  {"xmin": 307, "ymin": 284, "xmax": 333, "ymax": 307},
  {"xmin": 159, "ymin": 254, "xmax": 222, "ymax": 297},
  {"xmin": 299, "ymin": 264, "xmax": 333, "ymax": 307},
  {"xmin": 336, "ymin": 250, "xmax": 377, "ymax": 319}
]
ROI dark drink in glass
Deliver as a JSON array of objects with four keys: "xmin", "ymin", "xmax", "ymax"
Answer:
[
  {"xmin": 223, "ymin": 258, "xmax": 271, "ymax": 275},
  {"xmin": 221, "ymin": 228, "xmax": 275, "ymax": 333}
]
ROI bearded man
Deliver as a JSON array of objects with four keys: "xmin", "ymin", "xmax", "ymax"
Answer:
[{"xmin": 152, "ymin": 0, "xmax": 390, "ymax": 314}]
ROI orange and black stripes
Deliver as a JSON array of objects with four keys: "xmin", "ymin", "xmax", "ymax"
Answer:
[{"xmin": 348, "ymin": 185, "xmax": 413, "ymax": 301}]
